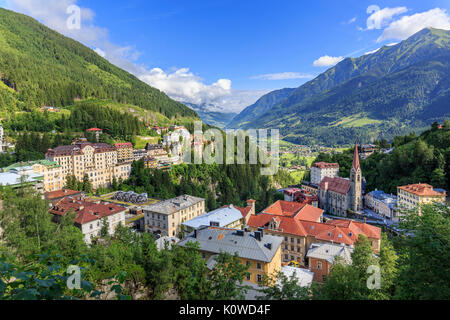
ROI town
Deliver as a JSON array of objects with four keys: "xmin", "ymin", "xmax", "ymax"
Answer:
[{"xmin": 0, "ymin": 120, "xmax": 447, "ymax": 300}]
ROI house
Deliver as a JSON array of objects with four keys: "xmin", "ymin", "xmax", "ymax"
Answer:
[
  {"xmin": 177, "ymin": 226, "xmax": 283, "ymax": 285},
  {"xmin": 143, "ymin": 156, "xmax": 158, "ymax": 169},
  {"xmin": 143, "ymin": 195, "xmax": 205, "ymax": 237},
  {"xmin": 45, "ymin": 189, "xmax": 84, "ymax": 202},
  {"xmin": 301, "ymin": 181, "xmax": 319, "ymax": 196},
  {"xmin": 284, "ymin": 188, "xmax": 318, "ymax": 207},
  {"xmin": 133, "ymin": 149, "xmax": 148, "ymax": 161},
  {"xmin": 310, "ymin": 162, "xmax": 339, "ymax": 185},
  {"xmin": 306, "ymin": 243, "xmax": 354, "ymax": 283},
  {"xmin": 359, "ymin": 144, "xmax": 377, "ymax": 159},
  {"xmin": 397, "ymin": 183, "xmax": 446, "ymax": 214},
  {"xmin": 86, "ymin": 128, "xmax": 103, "ymax": 141},
  {"xmin": 49, "ymin": 195, "xmax": 127, "ymax": 244}
]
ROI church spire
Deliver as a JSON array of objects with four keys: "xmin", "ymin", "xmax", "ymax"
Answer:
[{"xmin": 352, "ymin": 143, "xmax": 360, "ymax": 170}]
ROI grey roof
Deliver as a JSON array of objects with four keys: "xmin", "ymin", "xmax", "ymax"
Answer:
[
  {"xmin": 143, "ymin": 195, "xmax": 205, "ymax": 215},
  {"xmin": 306, "ymin": 243, "xmax": 353, "ymax": 264},
  {"xmin": 280, "ymin": 266, "xmax": 314, "ymax": 287},
  {"xmin": 0, "ymin": 168, "xmax": 44, "ymax": 187},
  {"xmin": 178, "ymin": 227, "xmax": 283, "ymax": 263},
  {"xmin": 182, "ymin": 205, "xmax": 243, "ymax": 229}
]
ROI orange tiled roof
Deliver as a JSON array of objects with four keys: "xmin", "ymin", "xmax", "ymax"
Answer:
[
  {"xmin": 114, "ymin": 142, "xmax": 133, "ymax": 149},
  {"xmin": 398, "ymin": 184, "xmax": 446, "ymax": 197},
  {"xmin": 45, "ymin": 189, "xmax": 83, "ymax": 201},
  {"xmin": 49, "ymin": 196, "xmax": 126, "ymax": 225}
]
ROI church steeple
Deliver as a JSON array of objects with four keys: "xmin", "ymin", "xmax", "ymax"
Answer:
[{"xmin": 352, "ymin": 143, "xmax": 360, "ymax": 170}]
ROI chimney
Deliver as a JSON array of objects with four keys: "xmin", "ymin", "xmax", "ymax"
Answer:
[
  {"xmin": 266, "ymin": 243, "xmax": 272, "ymax": 250},
  {"xmin": 247, "ymin": 199, "xmax": 256, "ymax": 215},
  {"xmin": 244, "ymin": 227, "xmax": 249, "ymax": 232},
  {"xmin": 193, "ymin": 229, "xmax": 197, "ymax": 238},
  {"xmin": 236, "ymin": 230, "xmax": 244, "ymax": 237},
  {"xmin": 258, "ymin": 227, "xmax": 264, "ymax": 238},
  {"xmin": 254, "ymin": 231, "xmax": 261, "ymax": 241}
]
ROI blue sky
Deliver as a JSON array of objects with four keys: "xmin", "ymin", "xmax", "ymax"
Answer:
[{"xmin": 1, "ymin": 0, "xmax": 450, "ymax": 112}]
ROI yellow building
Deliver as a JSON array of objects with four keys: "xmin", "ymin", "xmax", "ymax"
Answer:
[
  {"xmin": 46, "ymin": 141, "xmax": 132, "ymax": 190},
  {"xmin": 1, "ymin": 160, "xmax": 64, "ymax": 192},
  {"xmin": 397, "ymin": 183, "xmax": 446, "ymax": 213},
  {"xmin": 143, "ymin": 156, "xmax": 158, "ymax": 169},
  {"xmin": 177, "ymin": 226, "xmax": 283, "ymax": 285},
  {"xmin": 114, "ymin": 143, "xmax": 134, "ymax": 163}
]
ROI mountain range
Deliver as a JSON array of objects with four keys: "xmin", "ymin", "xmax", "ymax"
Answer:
[
  {"xmin": 0, "ymin": 8, "xmax": 198, "ymax": 123},
  {"xmin": 227, "ymin": 28, "xmax": 450, "ymax": 146}
]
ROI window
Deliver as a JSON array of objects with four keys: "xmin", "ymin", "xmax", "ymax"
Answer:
[
  {"xmin": 257, "ymin": 274, "xmax": 262, "ymax": 283},
  {"xmin": 257, "ymin": 263, "xmax": 262, "ymax": 270},
  {"xmin": 317, "ymin": 261, "xmax": 322, "ymax": 270},
  {"xmin": 246, "ymin": 261, "xmax": 251, "ymax": 268},
  {"xmin": 246, "ymin": 273, "xmax": 251, "ymax": 281}
]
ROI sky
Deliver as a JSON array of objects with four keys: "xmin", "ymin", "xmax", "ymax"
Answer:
[{"xmin": 1, "ymin": 0, "xmax": 450, "ymax": 113}]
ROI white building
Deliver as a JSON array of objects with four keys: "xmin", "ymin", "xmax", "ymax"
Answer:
[
  {"xmin": 0, "ymin": 166, "xmax": 44, "ymax": 193},
  {"xmin": 365, "ymin": 190, "xmax": 398, "ymax": 220},
  {"xmin": 310, "ymin": 162, "xmax": 339, "ymax": 185}
]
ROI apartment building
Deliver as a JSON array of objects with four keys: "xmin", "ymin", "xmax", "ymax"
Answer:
[
  {"xmin": 49, "ymin": 195, "xmax": 127, "ymax": 244},
  {"xmin": 114, "ymin": 143, "xmax": 134, "ymax": 163},
  {"xmin": 310, "ymin": 162, "xmax": 339, "ymax": 185},
  {"xmin": 45, "ymin": 141, "xmax": 131, "ymax": 190},
  {"xmin": 143, "ymin": 156, "xmax": 158, "ymax": 169},
  {"xmin": 365, "ymin": 190, "xmax": 398, "ymax": 220},
  {"xmin": 177, "ymin": 227, "xmax": 283, "ymax": 285},
  {"xmin": 143, "ymin": 195, "xmax": 205, "ymax": 237},
  {"xmin": 397, "ymin": 183, "xmax": 446, "ymax": 213}
]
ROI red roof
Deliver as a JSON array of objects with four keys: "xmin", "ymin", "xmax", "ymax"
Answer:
[
  {"xmin": 45, "ymin": 189, "xmax": 83, "ymax": 201},
  {"xmin": 398, "ymin": 184, "xmax": 446, "ymax": 197},
  {"xmin": 312, "ymin": 162, "xmax": 339, "ymax": 169},
  {"xmin": 49, "ymin": 196, "xmax": 126, "ymax": 225},
  {"xmin": 262, "ymin": 201, "xmax": 322, "ymax": 222},
  {"xmin": 319, "ymin": 177, "xmax": 351, "ymax": 195},
  {"xmin": 87, "ymin": 128, "xmax": 103, "ymax": 132},
  {"xmin": 114, "ymin": 142, "xmax": 133, "ymax": 149}
]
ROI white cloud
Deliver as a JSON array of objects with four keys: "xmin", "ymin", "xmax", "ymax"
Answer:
[
  {"xmin": 366, "ymin": 6, "xmax": 408, "ymax": 30},
  {"xmin": 348, "ymin": 17, "xmax": 357, "ymax": 24},
  {"xmin": 250, "ymin": 72, "xmax": 314, "ymax": 80},
  {"xmin": 4, "ymin": 0, "xmax": 259, "ymax": 113},
  {"xmin": 377, "ymin": 8, "xmax": 450, "ymax": 42},
  {"xmin": 313, "ymin": 55, "xmax": 344, "ymax": 67}
]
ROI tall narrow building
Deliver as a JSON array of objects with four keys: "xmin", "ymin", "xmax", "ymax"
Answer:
[{"xmin": 350, "ymin": 143, "xmax": 363, "ymax": 212}]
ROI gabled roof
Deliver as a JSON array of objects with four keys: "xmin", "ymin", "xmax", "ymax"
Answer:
[
  {"xmin": 183, "ymin": 205, "xmax": 243, "ymax": 229},
  {"xmin": 262, "ymin": 201, "xmax": 322, "ymax": 222},
  {"xmin": 178, "ymin": 227, "xmax": 283, "ymax": 263},
  {"xmin": 311, "ymin": 162, "xmax": 339, "ymax": 169},
  {"xmin": 307, "ymin": 243, "xmax": 353, "ymax": 264},
  {"xmin": 319, "ymin": 177, "xmax": 351, "ymax": 195},
  {"xmin": 49, "ymin": 196, "xmax": 126, "ymax": 225}
]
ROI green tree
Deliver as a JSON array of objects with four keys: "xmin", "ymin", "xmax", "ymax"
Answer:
[{"xmin": 258, "ymin": 271, "xmax": 310, "ymax": 300}]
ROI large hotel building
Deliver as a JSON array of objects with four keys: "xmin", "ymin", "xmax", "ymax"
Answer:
[{"xmin": 46, "ymin": 141, "xmax": 132, "ymax": 189}]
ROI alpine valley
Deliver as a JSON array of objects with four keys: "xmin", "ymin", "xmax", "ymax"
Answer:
[{"xmin": 227, "ymin": 28, "xmax": 450, "ymax": 146}]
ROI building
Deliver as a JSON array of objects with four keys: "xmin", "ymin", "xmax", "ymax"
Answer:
[
  {"xmin": 45, "ymin": 141, "xmax": 132, "ymax": 190},
  {"xmin": 365, "ymin": 190, "xmax": 398, "ymax": 220},
  {"xmin": 2, "ymin": 160, "xmax": 64, "ymax": 192},
  {"xmin": 143, "ymin": 195, "xmax": 205, "ymax": 237},
  {"xmin": 284, "ymin": 188, "xmax": 318, "ymax": 207},
  {"xmin": 133, "ymin": 149, "xmax": 148, "ymax": 161},
  {"xmin": 247, "ymin": 201, "xmax": 324, "ymax": 265},
  {"xmin": 155, "ymin": 236, "xmax": 180, "ymax": 251},
  {"xmin": 247, "ymin": 203, "xmax": 380, "ymax": 266},
  {"xmin": 306, "ymin": 243, "xmax": 353, "ymax": 283},
  {"xmin": 49, "ymin": 195, "xmax": 127, "ymax": 244},
  {"xmin": 310, "ymin": 162, "xmax": 339, "ymax": 185},
  {"xmin": 86, "ymin": 128, "xmax": 103, "ymax": 141},
  {"xmin": 114, "ymin": 143, "xmax": 134, "ymax": 163},
  {"xmin": 151, "ymin": 126, "xmax": 168, "ymax": 135},
  {"xmin": 177, "ymin": 226, "xmax": 283, "ymax": 285},
  {"xmin": 301, "ymin": 181, "xmax": 319, "ymax": 196},
  {"xmin": 0, "ymin": 166, "xmax": 44, "ymax": 192},
  {"xmin": 359, "ymin": 144, "xmax": 377, "ymax": 159},
  {"xmin": 182, "ymin": 204, "xmax": 245, "ymax": 232},
  {"xmin": 397, "ymin": 183, "xmax": 446, "ymax": 213},
  {"xmin": 143, "ymin": 156, "xmax": 158, "ymax": 169},
  {"xmin": 318, "ymin": 144, "xmax": 362, "ymax": 216},
  {"xmin": 145, "ymin": 144, "xmax": 168, "ymax": 157}
]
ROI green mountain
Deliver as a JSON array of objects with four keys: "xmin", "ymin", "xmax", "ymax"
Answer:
[
  {"xmin": 0, "ymin": 8, "xmax": 197, "ymax": 120},
  {"xmin": 231, "ymin": 28, "xmax": 450, "ymax": 146}
]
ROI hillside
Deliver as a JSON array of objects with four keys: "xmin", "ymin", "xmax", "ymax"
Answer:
[
  {"xmin": 231, "ymin": 28, "xmax": 450, "ymax": 146},
  {"xmin": 226, "ymin": 88, "xmax": 295, "ymax": 128},
  {"xmin": 0, "ymin": 8, "xmax": 198, "ymax": 121}
]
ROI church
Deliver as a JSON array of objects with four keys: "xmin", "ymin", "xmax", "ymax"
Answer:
[{"xmin": 317, "ymin": 144, "xmax": 363, "ymax": 217}]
